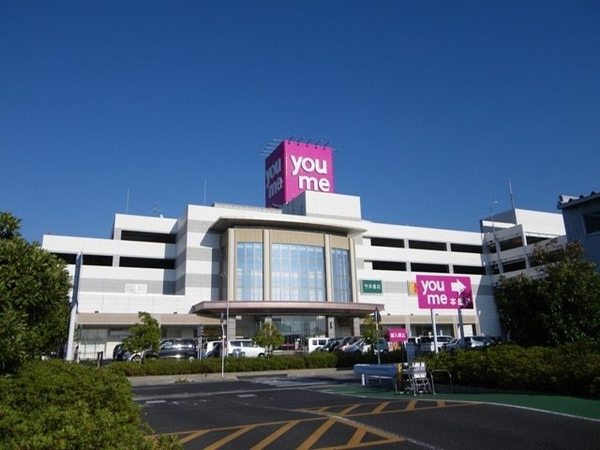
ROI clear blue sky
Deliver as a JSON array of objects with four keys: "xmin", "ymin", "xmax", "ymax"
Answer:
[{"xmin": 2, "ymin": 1, "xmax": 599, "ymax": 242}]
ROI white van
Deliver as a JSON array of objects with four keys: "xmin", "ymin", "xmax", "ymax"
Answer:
[
  {"xmin": 307, "ymin": 337, "xmax": 330, "ymax": 353},
  {"xmin": 228, "ymin": 339, "xmax": 266, "ymax": 358}
]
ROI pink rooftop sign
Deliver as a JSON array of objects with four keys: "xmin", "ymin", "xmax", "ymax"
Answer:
[{"xmin": 265, "ymin": 140, "xmax": 335, "ymax": 208}]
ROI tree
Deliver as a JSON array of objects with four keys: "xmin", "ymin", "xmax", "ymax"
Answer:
[
  {"xmin": 361, "ymin": 315, "xmax": 378, "ymax": 350},
  {"xmin": 253, "ymin": 322, "xmax": 284, "ymax": 356},
  {"xmin": 122, "ymin": 312, "xmax": 161, "ymax": 359},
  {"xmin": 495, "ymin": 241, "xmax": 600, "ymax": 346},
  {"xmin": 0, "ymin": 212, "xmax": 21, "ymax": 240},
  {"xmin": 0, "ymin": 212, "xmax": 71, "ymax": 373}
]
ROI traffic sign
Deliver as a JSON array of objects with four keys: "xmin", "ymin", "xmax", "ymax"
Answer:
[{"xmin": 416, "ymin": 275, "xmax": 473, "ymax": 310}]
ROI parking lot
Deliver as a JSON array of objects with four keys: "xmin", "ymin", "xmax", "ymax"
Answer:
[{"xmin": 133, "ymin": 375, "xmax": 600, "ymax": 449}]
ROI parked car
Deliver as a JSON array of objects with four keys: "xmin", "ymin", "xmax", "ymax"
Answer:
[
  {"xmin": 203, "ymin": 340, "xmax": 221, "ymax": 358},
  {"xmin": 113, "ymin": 344, "xmax": 128, "ymax": 360},
  {"xmin": 344, "ymin": 338, "xmax": 388, "ymax": 354},
  {"xmin": 318, "ymin": 337, "xmax": 344, "ymax": 352},
  {"xmin": 337, "ymin": 336, "xmax": 362, "ymax": 352},
  {"xmin": 227, "ymin": 339, "xmax": 266, "ymax": 358},
  {"xmin": 157, "ymin": 338, "xmax": 198, "ymax": 359},
  {"xmin": 444, "ymin": 335, "xmax": 496, "ymax": 351},
  {"xmin": 418, "ymin": 336, "xmax": 453, "ymax": 353}
]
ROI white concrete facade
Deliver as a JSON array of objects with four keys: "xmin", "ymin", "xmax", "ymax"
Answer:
[
  {"xmin": 480, "ymin": 208, "xmax": 566, "ymax": 281},
  {"xmin": 42, "ymin": 192, "xmax": 565, "ymax": 359}
]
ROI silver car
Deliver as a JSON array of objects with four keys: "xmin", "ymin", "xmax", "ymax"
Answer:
[{"xmin": 444, "ymin": 335, "xmax": 495, "ymax": 351}]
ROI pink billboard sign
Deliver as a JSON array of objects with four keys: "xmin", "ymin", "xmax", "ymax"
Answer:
[
  {"xmin": 388, "ymin": 327, "xmax": 408, "ymax": 343},
  {"xmin": 416, "ymin": 275, "xmax": 473, "ymax": 310},
  {"xmin": 265, "ymin": 140, "xmax": 335, "ymax": 208}
]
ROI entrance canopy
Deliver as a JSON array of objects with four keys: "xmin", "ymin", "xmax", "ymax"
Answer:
[{"xmin": 191, "ymin": 301, "xmax": 383, "ymax": 317}]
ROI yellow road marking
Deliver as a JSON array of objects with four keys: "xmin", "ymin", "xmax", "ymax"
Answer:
[
  {"xmin": 371, "ymin": 401, "xmax": 390, "ymax": 414},
  {"xmin": 338, "ymin": 404, "xmax": 361, "ymax": 416},
  {"xmin": 204, "ymin": 424, "xmax": 254, "ymax": 450},
  {"xmin": 152, "ymin": 400, "xmax": 477, "ymax": 447},
  {"xmin": 179, "ymin": 429, "xmax": 209, "ymax": 444},
  {"xmin": 347, "ymin": 426, "xmax": 367, "ymax": 446},
  {"xmin": 249, "ymin": 420, "xmax": 300, "ymax": 450},
  {"xmin": 297, "ymin": 417, "xmax": 337, "ymax": 450}
]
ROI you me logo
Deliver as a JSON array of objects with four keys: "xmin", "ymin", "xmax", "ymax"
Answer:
[
  {"xmin": 265, "ymin": 140, "xmax": 335, "ymax": 208},
  {"xmin": 265, "ymin": 157, "xmax": 283, "ymax": 201},
  {"xmin": 290, "ymin": 154, "xmax": 331, "ymax": 192}
]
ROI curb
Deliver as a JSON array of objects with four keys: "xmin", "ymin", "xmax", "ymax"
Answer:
[{"xmin": 128, "ymin": 367, "xmax": 356, "ymax": 386}]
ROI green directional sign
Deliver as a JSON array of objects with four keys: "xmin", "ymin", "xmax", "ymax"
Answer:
[{"xmin": 361, "ymin": 279, "xmax": 383, "ymax": 294}]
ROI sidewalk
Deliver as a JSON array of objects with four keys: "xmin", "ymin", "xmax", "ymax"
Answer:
[
  {"xmin": 128, "ymin": 367, "xmax": 356, "ymax": 386},
  {"xmin": 323, "ymin": 383, "xmax": 600, "ymax": 421}
]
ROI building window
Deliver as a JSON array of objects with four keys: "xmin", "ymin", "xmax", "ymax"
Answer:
[
  {"xmin": 525, "ymin": 235, "xmax": 550, "ymax": 245},
  {"xmin": 408, "ymin": 240, "xmax": 447, "ymax": 251},
  {"xmin": 370, "ymin": 237, "xmax": 405, "ymax": 248},
  {"xmin": 332, "ymin": 248, "xmax": 351, "ymax": 303},
  {"xmin": 121, "ymin": 230, "xmax": 176, "ymax": 244},
  {"xmin": 453, "ymin": 265, "xmax": 485, "ymax": 275},
  {"xmin": 411, "ymin": 262, "xmax": 450, "ymax": 273},
  {"xmin": 502, "ymin": 259, "xmax": 527, "ymax": 273},
  {"xmin": 271, "ymin": 244, "xmax": 325, "ymax": 302},
  {"xmin": 120, "ymin": 257, "xmax": 175, "ymax": 269},
  {"xmin": 450, "ymin": 243, "xmax": 483, "ymax": 254},
  {"xmin": 499, "ymin": 236, "xmax": 523, "ymax": 251},
  {"xmin": 584, "ymin": 211, "xmax": 600, "ymax": 234},
  {"xmin": 236, "ymin": 242, "xmax": 263, "ymax": 301},
  {"xmin": 371, "ymin": 261, "xmax": 407, "ymax": 271},
  {"xmin": 83, "ymin": 254, "xmax": 113, "ymax": 266},
  {"xmin": 53, "ymin": 253, "xmax": 77, "ymax": 264}
]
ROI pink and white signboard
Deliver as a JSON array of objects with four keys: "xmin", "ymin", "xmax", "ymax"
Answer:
[
  {"xmin": 416, "ymin": 275, "xmax": 473, "ymax": 310},
  {"xmin": 265, "ymin": 140, "xmax": 335, "ymax": 208},
  {"xmin": 388, "ymin": 327, "xmax": 408, "ymax": 343}
]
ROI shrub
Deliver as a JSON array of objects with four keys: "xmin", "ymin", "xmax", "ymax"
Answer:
[
  {"xmin": 422, "ymin": 343, "xmax": 600, "ymax": 398},
  {"xmin": 0, "ymin": 360, "xmax": 181, "ymax": 449}
]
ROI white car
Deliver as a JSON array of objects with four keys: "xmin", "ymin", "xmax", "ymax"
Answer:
[
  {"xmin": 228, "ymin": 339, "xmax": 266, "ymax": 358},
  {"xmin": 419, "ymin": 336, "xmax": 453, "ymax": 353}
]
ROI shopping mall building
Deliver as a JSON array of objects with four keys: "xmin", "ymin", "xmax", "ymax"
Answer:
[{"xmin": 42, "ymin": 140, "xmax": 566, "ymax": 359}]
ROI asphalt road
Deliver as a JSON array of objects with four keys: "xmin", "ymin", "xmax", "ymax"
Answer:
[{"xmin": 133, "ymin": 376, "xmax": 600, "ymax": 450}]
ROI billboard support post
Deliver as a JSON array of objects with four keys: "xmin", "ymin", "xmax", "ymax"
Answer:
[{"xmin": 430, "ymin": 309, "xmax": 439, "ymax": 354}]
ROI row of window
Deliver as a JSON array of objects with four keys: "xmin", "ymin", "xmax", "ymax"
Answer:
[
  {"xmin": 236, "ymin": 243, "xmax": 350, "ymax": 303},
  {"xmin": 487, "ymin": 235, "xmax": 552, "ymax": 253},
  {"xmin": 370, "ymin": 260, "xmax": 485, "ymax": 275},
  {"xmin": 370, "ymin": 237, "xmax": 483, "ymax": 254},
  {"xmin": 120, "ymin": 230, "xmax": 177, "ymax": 244},
  {"xmin": 54, "ymin": 253, "xmax": 175, "ymax": 269}
]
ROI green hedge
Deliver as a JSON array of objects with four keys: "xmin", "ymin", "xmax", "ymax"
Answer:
[
  {"xmin": 0, "ymin": 360, "xmax": 181, "ymax": 449},
  {"xmin": 108, "ymin": 344, "xmax": 600, "ymax": 398},
  {"xmin": 421, "ymin": 343, "xmax": 600, "ymax": 398},
  {"xmin": 107, "ymin": 351, "xmax": 406, "ymax": 377}
]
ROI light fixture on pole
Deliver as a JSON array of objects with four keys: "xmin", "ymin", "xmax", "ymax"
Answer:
[{"xmin": 489, "ymin": 200, "xmax": 498, "ymax": 234}]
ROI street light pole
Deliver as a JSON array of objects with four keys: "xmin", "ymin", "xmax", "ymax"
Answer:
[
  {"xmin": 431, "ymin": 309, "xmax": 439, "ymax": 354},
  {"xmin": 375, "ymin": 307, "xmax": 381, "ymax": 365},
  {"xmin": 220, "ymin": 312, "xmax": 225, "ymax": 378}
]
